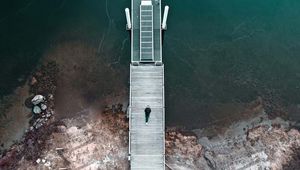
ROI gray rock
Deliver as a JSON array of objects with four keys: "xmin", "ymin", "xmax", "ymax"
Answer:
[
  {"xmin": 48, "ymin": 94, "xmax": 54, "ymax": 100},
  {"xmin": 33, "ymin": 106, "xmax": 42, "ymax": 114},
  {"xmin": 45, "ymin": 161, "xmax": 51, "ymax": 167},
  {"xmin": 204, "ymin": 151, "xmax": 217, "ymax": 169},
  {"xmin": 31, "ymin": 95, "xmax": 45, "ymax": 105},
  {"xmin": 35, "ymin": 122, "xmax": 43, "ymax": 129},
  {"xmin": 41, "ymin": 103, "xmax": 47, "ymax": 110}
]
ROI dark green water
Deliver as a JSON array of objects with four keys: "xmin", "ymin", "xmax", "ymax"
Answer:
[
  {"xmin": 163, "ymin": 0, "xmax": 300, "ymax": 128},
  {"xmin": 1, "ymin": 0, "xmax": 300, "ymax": 128}
]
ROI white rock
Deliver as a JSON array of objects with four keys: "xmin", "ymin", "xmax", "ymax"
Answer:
[
  {"xmin": 45, "ymin": 161, "xmax": 51, "ymax": 167},
  {"xmin": 48, "ymin": 94, "xmax": 54, "ymax": 100},
  {"xmin": 35, "ymin": 123, "xmax": 43, "ymax": 129},
  {"xmin": 36, "ymin": 158, "xmax": 41, "ymax": 164},
  {"xmin": 33, "ymin": 106, "xmax": 42, "ymax": 114},
  {"xmin": 103, "ymin": 156, "xmax": 110, "ymax": 163},
  {"xmin": 31, "ymin": 95, "xmax": 45, "ymax": 105},
  {"xmin": 41, "ymin": 104, "xmax": 47, "ymax": 110},
  {"xmin": 42, "ymin": 159, "xmax": 46, "ymax": 163}
]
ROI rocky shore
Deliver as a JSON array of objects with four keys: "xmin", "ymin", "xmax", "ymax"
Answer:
[
  {"xmin": 163, "ymin": 111, "xmax": 300, "ymax": 170},
  {"xmin": 0, "ymin": 62, "xmax": 59, "ymax": 169},
  {"xmin": 0, "ymin": 61, "xmax": 300, "ymax": 169},
  {"xmin": 16, "ymin": 107, "xmax": 129, "ymax": 170},
  {"xmin": 1, "ymin": 100, "xmax": 300, "ymax": 169}
]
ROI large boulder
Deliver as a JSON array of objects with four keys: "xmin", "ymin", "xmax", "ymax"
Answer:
[
  {"xmin": 33, "ymin": 106, "xmax": 42, "ymax": 114},
  {"xmin": 31, "ymin": 95, "xmax": 45, "ymax": 105}
]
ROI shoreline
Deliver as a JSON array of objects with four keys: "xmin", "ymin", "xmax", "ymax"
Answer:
[
  {"xmin": 0, "ymin": 44, "xmax": 299, "ymax": 169},
  {"xmin": 1, "ymin": 86, "xmax": 300, "ymax": 169}
]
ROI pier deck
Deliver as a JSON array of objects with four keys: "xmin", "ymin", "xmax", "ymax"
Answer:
[
  {"xmin": 129, "ymin": 65, "xmax": 165, "ymax": 169},
  {"xmin": 128, "ymin": 0, "xmax": 165, "ymax": 169}
]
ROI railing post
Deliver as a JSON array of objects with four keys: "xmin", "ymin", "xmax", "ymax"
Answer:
[
  {"xmin": 162, "ymin": 6, "xmax": 169, "ymax": 30},
  {"xmin": 125, "ymin": 8, "xmax": 132, "ymax": 30}
]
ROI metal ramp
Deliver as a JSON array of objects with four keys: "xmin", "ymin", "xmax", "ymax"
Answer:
[{"xmin": 140, "ymin": 1, "xmax": 154, "ymax": 62}]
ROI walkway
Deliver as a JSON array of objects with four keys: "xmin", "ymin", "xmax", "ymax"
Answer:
[{"xmin": 128, "ymin": 0, "xmax": 165, "ymax": 169}]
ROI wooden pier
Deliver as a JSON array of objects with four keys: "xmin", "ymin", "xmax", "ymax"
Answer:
[{"xmin": 127, "ymin": 0, "xmax": 166, "ymax": 169}]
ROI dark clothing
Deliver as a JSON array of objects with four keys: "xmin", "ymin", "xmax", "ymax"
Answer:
[{"xmin": 145, "ymin": 107, "xmax": 151, "ymax": 123}]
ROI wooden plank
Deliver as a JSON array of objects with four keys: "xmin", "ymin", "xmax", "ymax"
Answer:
[
  {"xmin": 129, "ymin": 65, "xmax": 165, "ymax": 170},
  {"xmin": 130, "ymin": 0, "xmax": 164, "ymax": 168}
]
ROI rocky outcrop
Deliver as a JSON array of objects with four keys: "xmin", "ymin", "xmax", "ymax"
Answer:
[
  {"xmin": 17, "ymin": 110, "xmax": 129, "ymax": 170},
  {"xmin": 0, "ymin": 62, "xmax": 59, "ymax": 169},
  {"xmin": 165, "ymin": 130, "xmax": 209, "ymax": 169},
  {"xmin": 195, "ymin": 112, "xmax": 300, "ymax": 169},
  {"xmin": 164, "ymin": 111, "xmax": 300, "ymax": 170}
]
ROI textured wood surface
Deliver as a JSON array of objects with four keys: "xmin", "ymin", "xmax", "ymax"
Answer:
[{"xmin": 129, "ymin": 65, "xmax": 165, "ymax": 170}]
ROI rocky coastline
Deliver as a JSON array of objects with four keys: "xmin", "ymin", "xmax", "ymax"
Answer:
[
  {"xmin": 0, "ymin": 61, "xmax": 300, "ymax": 169},
  {"xmin": 0, "ymin": 61, "xmax": 59, "ymax": 169}
]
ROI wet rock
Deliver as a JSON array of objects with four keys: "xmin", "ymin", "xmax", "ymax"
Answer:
[
  {"xmin": 25, "ymin": 97, "xmax": 34, "ymax": 108},
  {"xmin": 30, "ymin": 77, "xmax": 37, "ymax": 85},
  {"xmin": 33, "ymin": 106, "xmax": 42, "ymax": 114},
  {"xmin": 33, "ymin": 118, "xmax": 45, "ymax": 129},
  {"xmin": 31, "ymin": 95, "xmax": 45, "ymax": 105},
  {"xmin": 204, "ymin": 151, "xmax": 216, "ymax": 169},
  {"xmin": 40, "ymin": 104, "xmax": 47, "ymax": 110},
  {"xmin": 35, "ymin": 123, "xmax": 43, "ymax": 129},
  {"xmin": 45, "ymin": 161, "xmax": 51, "ymax": 167},
  {"xmin": 48, "ymin": 94, "xmax": 54, "ymax": 100}
]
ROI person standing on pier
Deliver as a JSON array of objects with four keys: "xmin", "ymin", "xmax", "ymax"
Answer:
[{"xmin": 145, "ymin": 105, "xmax": 151, "ymax": 125}]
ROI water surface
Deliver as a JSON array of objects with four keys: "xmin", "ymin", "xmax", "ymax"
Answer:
[{"xmin": 1, "ymin": 0, "xmax": 300, "ymax": 130}]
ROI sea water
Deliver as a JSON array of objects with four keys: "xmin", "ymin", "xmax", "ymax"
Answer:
[{"xmin": 1, "ymin": 0, "xmax": 300, "ymax": 130}]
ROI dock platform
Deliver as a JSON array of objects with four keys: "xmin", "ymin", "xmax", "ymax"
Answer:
[{"xmin": 128, "ymin": 0, "xmax": 165, "ymax": 169}]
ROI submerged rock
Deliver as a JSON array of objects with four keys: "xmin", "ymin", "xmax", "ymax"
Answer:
[{"xmin": 30, "ymin": 77, "xmax": 37, "ymax": 85}]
